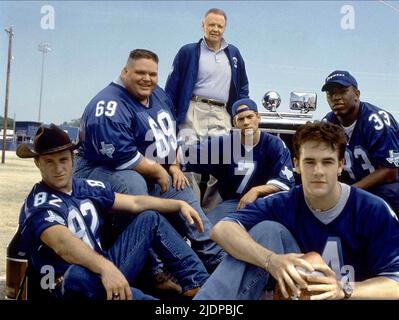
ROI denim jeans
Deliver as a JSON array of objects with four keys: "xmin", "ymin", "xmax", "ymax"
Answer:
[
  {"xmin": 207, "ymin": 199, "xmax": 239, "ymax": 225},
  {"xmin": 73, "ymin": 156, "xmax": 225, "ymax": 272},
  {"xmin": 61, "ymin": 211, "xmax": 209, "ymax": 300},
  {"xmin": 194, "ymin": 221, "xmax": 301, "ymax": 300}
]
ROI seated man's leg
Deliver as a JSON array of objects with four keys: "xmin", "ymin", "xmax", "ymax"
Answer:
[
  {"xmin": 74, "ymin": 157, "xmax": 168, "ymax": 287},
  {"xmin": 98, "ymin": 168, "xmax": 149, "ymax": 239},
  {"xmin": 202, "ymin": 175, "xmax": 223, "ymax": 213},
  {"xmin": 62, "ymin": 265, "xmax": 157, "ymax": 300},
  {"xmin": 194, "ymin": 221, "xmax": 301, "ymax": 300},
  {"xmin": 151, "ymin": 177, "xmax": 225, "ymax": 272},
  {"xmin": 73, "ymin": 155, "xmax": 95, "ymax": 179},
  {"xmin": 74, "ymin": 156, "xmax": 149, "ymax": 229},
  {"xmin": 73, "ymin": 155, "xmax": 149, "ymax": 195},
  {"xmin": 184, "ymin": 171, "xmax": 202, "ymax": 202},
  {"xmin": 371, "ymin": 182, "xmax": 399, "ymax": 216},
  {"xmin": 108, "ymin": 211, "xmax": 208, "ymax": 294},
  {"xmin": 62, "ymin": 199, "xmax": 158, "ymax": 300},
  {"xmin": 207, "ymin": 199, "xmax": 239, "ymax": 225}
]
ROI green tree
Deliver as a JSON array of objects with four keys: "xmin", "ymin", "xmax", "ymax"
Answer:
[
  {"xmin": 61, "ymin": 118, "xmax": 80, "ymax": 127},
  {"xmin": 0, "ymin": 116, "xmax": 14, "ymax": 130}
]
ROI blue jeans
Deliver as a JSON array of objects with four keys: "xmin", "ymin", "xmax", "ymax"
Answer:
[
  {"xmin": 73, "ymin": 156, "xmax": 225, "ymax": 272},
  {"xmin": 207, "ymin": 199, "xmax": 239, "ymax": 225},
  {"xmin": 61, "ymin": 211, "xmax": 209, "ymax": 300},
  {"xmin": 194, "ymin": 221, "xmax": 301, "ymax": 300}
]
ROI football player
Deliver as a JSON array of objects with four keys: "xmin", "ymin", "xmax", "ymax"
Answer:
[
  {"xmin": 16, "ymin": 124, "xmax": 208, "ymax": 300},
  {"xmin": 74, "ymin": 49, "xmax": 224, "ymax": 273},
  {"xmin": 180, "ymin": 98, "xmax": 295, "ymax": 224},
  {"xmin": 322, "ymin": 70, "xmax": 399, "ymax": 215},
  {"xmin": 194, "ymin": 122, "xmax": 399, "ymax": 300}
]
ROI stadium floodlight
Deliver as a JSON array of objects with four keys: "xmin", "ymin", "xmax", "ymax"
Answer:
[
  {"xmin": 37, "ymin": 42, "xmax": 51, "ymax": 122},
  {"xmin": 2, "ymin": 26, "xmax": 14, "ymax": 164}
]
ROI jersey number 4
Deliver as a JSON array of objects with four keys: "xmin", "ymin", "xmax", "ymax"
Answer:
[{"xmin": 322, "ymin": 238, "xmax": 355, "ymax": 282}]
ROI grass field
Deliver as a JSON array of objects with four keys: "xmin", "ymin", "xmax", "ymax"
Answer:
[{"xmin": 0, "ymin": 151, "xmax": 40, "ymax": 278}]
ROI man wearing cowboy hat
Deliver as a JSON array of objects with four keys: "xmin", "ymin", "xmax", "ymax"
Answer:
[{"xmin": 16, "ymin": 123, "xmax": 208, "ymax": 300}]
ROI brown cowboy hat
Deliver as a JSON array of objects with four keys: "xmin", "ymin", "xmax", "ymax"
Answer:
[{"xmin": 16, "ymin": 123, "xmax": 78, "ymax": 158}]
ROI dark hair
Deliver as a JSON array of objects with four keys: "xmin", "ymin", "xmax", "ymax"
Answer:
[
  {"xmin": 292, "ymin": 121, "xmax": 346, "ymax": 160},
  {"xmin": 128, "ymin": 49, "xmax": 159, "ymax": 64},
  {"xmin": 204, "ymin": 8, "xmax": 227, "ymax": 23}
]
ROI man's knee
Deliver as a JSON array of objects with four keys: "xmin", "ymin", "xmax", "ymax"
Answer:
[
  {"xmin": 249, "ymin": 221, "xmax": 295, "ymax": 245},
  {"xmin": 134, "ymin": 211, "xmax": 161, "ymax": 225},
  {"xmin": 112, "ymin": 170, "xmax": 149, "ymax": 195},
  {"xmin": 124, "ymin": 211, "xmax": 162, "ymax": 237},
  {"xmin": 62, "ymin": 265, "xmax": 103, "ymax": 299}
]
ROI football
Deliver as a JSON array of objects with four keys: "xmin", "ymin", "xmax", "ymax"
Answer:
[{"xmin": 273, "ymin": 251, "xmax": 328, "ymax": 300}]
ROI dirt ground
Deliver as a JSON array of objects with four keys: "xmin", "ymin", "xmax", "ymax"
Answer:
[{"xmin": 0, "ymin": 151, "xmax": 40, "ymax": 278}]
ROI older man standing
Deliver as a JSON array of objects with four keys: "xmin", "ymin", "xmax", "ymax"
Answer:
[{"xmin": 165, "ymin": 8, "xmax": 249, "ymax": 209}]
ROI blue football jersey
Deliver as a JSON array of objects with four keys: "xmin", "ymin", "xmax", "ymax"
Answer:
[
  {"xmin": 79, "ymin": 82, "xmax": 178, "ymax": 169},
  {"xmin": 19, "ymin": 178, "xmax": 115, "ymax": 275},
  {"xmin": 324, "ymin": 102, "xmax": 399, "ymax": 184},
  {"xmin": 182, "ymin": 131, "xmax": 295, "ymax": 200},
  {"xmin": 226, "ymin": 185, "xmax": 399, "ymax": 282}
]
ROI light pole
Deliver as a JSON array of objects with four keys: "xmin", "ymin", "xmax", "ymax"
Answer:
[
  {"xmin": 37, "ymin": 42, "xmax": 51, "ymax": 122},
  {"xmin": 1, "ymin": 26, "xmax": 14, "ymax": 164}
]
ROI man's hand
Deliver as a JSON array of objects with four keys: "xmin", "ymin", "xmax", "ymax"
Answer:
[
  {"xmin": 237, "ymin": 187, "xmax": 259, "ymax": 210},
  {"xmin": 100, "ymin": 260, "xmax": 132, "ymax": 300},
  {"xmin": 169, "ymin": 164, "xmax": 189, "ymax": 191},
  {"xmin": 267, "ymin": 253, "xmax": 314, "ymax": 299},
  {"xmin": 134, "ymin": 157, "xmax": 170, "ymax": 193},
  {"xmin": 155, "ymin": 165, "xmax": 170, "ymax": 194},
  {"xmin": 305, "ymin": 264, "xmax": 343, "ymax": 300},
  {"xmin": 178, "ymin": 201, "xmax": 204, "ymax": 232}
]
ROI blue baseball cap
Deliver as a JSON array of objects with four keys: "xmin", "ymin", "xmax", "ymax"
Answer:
[
  {"xmin": 232, "ymin": 98, "xmax": 258, "ymax": 117},
  {"xmin": 321, "ymin": 70, "xmax": 358, "ymax": 92}
]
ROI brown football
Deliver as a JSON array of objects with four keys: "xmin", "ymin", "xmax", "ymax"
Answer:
[{"xmin": 273, "ymin": 251, "xmax": 328, "ymax": 300}]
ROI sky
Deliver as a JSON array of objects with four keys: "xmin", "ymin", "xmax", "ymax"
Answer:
[{"xmin": 0, "ymin": 0, "xmax": 399, "ymax": 125}]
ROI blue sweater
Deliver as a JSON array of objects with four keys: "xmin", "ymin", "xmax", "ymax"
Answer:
[{"xmin": 165, "ymin": 39, "xmax": 249, "ymax": 125}]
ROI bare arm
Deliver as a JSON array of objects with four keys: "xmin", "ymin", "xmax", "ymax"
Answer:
[
  {"xmin": 211, "ymin": 221, "xmax": 272, "ymax": 268},
  {"xmin": 306, "ymin": 264, "xmax": 399, "ymax": 300},
  {"xmin": 134, "ymin": 157, "xmax": 170, "ymax": 193},
  {"xmin": 211, "ymin": 221, "xmax": 314, "ymax": 297},
  {"xmin": 237, "ymin": 184, "xmax": 281, "ymax": 210},
  {"xmin": 112, "ymin": 193, "xmax": 204, "ymax": 232},
  {"xmin": 353, "ymin": 167, "xmax": 397, "ymax": 190},
  {"xmin": 349, "ymin": 276, "xmax": 399, "ymax": 299},
  {"xmin": 40, "ymin": 225, "xmax": 132, "ymax": 300}
]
